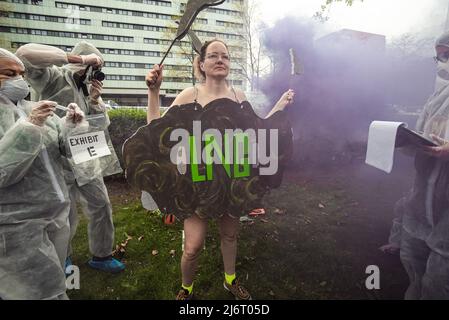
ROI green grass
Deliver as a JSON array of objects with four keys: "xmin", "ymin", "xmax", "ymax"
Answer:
[{"xmin": 67, "ymin": 181, "xmax": 399, "ymax": 300}]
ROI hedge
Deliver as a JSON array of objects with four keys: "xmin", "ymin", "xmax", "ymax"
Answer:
[{"xmin": 108, "ymin": 108, "xmax": 148, "ymax": 173}]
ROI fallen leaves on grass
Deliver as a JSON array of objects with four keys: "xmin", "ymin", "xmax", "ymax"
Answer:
[
  {"xmin": 112, "ymin": 245, "xmax": 126, "ymax": 260},
  {"xmin": 112, "ymin": 232, "xmax": 134, "ymax": 259}
]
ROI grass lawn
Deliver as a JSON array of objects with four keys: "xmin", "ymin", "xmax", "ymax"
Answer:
[{"xmin": 67, "ymin": 175, "xmax": 407, "ymax": 300}]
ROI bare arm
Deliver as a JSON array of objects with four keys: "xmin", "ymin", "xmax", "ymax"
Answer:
[
  {"xmin": 146, "ymin": 64, "xmax": 196, "ymax": 124},
  {"xmin": 148, "ymin": 87, "xmax": 195, "ymax": 123},
  {"xmin": 146, "ymin": 64, "xmax": 163, "ymax": 124},
  {"xmin": 265, "ymin": 89, "xmax": 295, "ymax": 119},
  {"xmin": 147, "ymin": 88, "xmax": 161, "ymax": 124}
]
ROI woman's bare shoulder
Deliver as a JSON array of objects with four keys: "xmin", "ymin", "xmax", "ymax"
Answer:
[
  {"xmin": 234, "ymin": 88, "xmax": 248, "ymax": 102},
  {"xmin": 170, "ymin": 87, "xmax": 196, "ymax": 107}
]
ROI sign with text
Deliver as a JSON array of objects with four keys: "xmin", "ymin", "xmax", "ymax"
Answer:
[{"xmin": 68, "ymin": 131, "xmax": 111, "ymax": 164}]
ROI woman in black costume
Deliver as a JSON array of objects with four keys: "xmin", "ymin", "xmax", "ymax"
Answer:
[{"xmin": 145, "ymin": 39, "xmax": 294, "ymax": 300}]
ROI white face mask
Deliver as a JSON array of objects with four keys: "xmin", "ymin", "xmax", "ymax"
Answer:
[
  {"xmin": 0, "ymin": 76, "xmax": 30, "ymax": 103},
  {"xmin": 435, "ymin": 60, "xmax": 449, "ymax": 92}
]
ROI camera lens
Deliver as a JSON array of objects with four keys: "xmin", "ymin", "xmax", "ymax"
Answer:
[{"xmin": 94, "ymin": 71, "xmax": 105, "ymax": 82}]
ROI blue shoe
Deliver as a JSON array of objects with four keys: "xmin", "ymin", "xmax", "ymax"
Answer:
[
  {"xmin": 65, "ymin": 256, "xmax": 73, "ymax": 276},
  {"xmin": 87, "ymin": 257, "xmax": 125, "ymax": 274}
]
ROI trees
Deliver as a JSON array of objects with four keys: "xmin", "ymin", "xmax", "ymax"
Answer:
[
  {"xmin": 389, "ymin": 33, "xmax": 434, "ymax": 59},
  {"xmin": 314, "ymin": 0, "xmax": 364, "ymax": 22},
  {"xmin": 234, "ymin": 0, "xmax": 365, "ymax": 90},
  {"xmin": 386, "ymin": 33, "xmax": 436, "ymax": 107},
  {"xmin": 231, "ymin": 0, "xmax": 272, "ymax": 91}
]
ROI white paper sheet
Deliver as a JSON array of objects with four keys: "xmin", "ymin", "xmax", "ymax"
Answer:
[
  {"xmin": 141, "ymin": 191, "xmax": 159, "ymax": 211},
  {"xmin": 365, "ymin": 121, "xmax": 406, "ymax": 173},
  {"xmin": 68, "ymin": 131, "xmax": 111, "ymax": 165}
]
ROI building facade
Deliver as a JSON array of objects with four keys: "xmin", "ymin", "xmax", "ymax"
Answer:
[{"xmin": 0, "ymin": 0, "xmax": 247, "ymax": 106}]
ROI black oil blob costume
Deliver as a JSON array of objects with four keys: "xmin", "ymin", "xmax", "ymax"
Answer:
[{"xmin": 123, "ymin": 98, "xmax": 292, "ymax": 221}]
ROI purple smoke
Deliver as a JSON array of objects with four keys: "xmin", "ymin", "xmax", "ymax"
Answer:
[{"xmin": 259, "ymin": 16, "xmax": 436, "ymax": 168}]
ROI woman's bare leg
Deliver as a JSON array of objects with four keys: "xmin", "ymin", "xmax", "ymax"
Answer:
[
  {"xmin": 218, "ymin": 213, "xmax": 240, "ymax": 275},
  {"xmin": 181, "ymin": 214, "xmax": 208, "ymax": 286}
]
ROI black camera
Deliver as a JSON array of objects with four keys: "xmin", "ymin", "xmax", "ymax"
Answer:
[
  {"xmin": 84, "ymin": 65, "xmax": 105, "ymax": 83},
  {"xmin": 78, "ymin": 65, "xmax": 106, "ymax": 96}
]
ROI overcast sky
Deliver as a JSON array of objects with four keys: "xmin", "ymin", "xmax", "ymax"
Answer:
[{"xmin": 257, "ymin": 0, "xmax": 449, "ymax": 42}]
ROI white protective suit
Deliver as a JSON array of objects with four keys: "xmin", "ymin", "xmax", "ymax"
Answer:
[
  {"xmin": 389, "ymin": 31, "xmax": 449, "ymax": 300},
  {"xmin": 0, "ymin": 93, "xmax": 70, "ymax": 300},
  {"xmin": 16, "ymin": 42, "xmax": 121, "ymax": 259}
]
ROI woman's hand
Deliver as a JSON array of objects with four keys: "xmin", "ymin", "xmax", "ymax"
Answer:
[
  {"xmin": 421, "ymin": 134, "xmax": 449, "ymax": 160},
  {"xmin": 27, "ymin": 100, "xmax": 57, "ymax": 126},
  {"xmin": 274, "ymin": 89, "xmax": 295, "ymax": 112},
  {"xmin": 265, "ymin": 89, "xmax": 295, "ymax": 119},
  {"xmin": 278, "ymin": 89, "xmax": 295, "ymax": 109},
  {"xmin": 146, "ymin": 64, "xmax": 164, "ymax": 91}
]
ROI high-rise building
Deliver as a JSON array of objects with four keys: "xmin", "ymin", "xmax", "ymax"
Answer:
[{"xmin": 0, "ymin": 0, "xmax": 247, "ymax": 106}]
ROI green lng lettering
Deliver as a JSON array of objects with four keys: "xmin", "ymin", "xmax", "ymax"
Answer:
[{"xmin": 190, "ymin": 133, "xmax": 250, "ymax": 183}]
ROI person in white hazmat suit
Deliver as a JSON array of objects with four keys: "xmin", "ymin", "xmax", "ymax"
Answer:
[
  {"xmin": 382, "ymin": 31, "xmax": 449, "ymax": 299},
  {"xmin": 0, "ymin": 48, "xmax": 84, "ymax": 299},
  {"xmin": 15, "ymin": 42, "xmax": 125, "ymax": 273}
]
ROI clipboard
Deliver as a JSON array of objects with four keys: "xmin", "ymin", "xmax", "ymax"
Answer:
[{"xmin": 396, "ymin": 126, "xmax": 438, "ymax": 148}]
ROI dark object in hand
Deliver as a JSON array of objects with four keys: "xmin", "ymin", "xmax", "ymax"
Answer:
[
  {"xmin": 86, "ymin": 66, "xmax": 105, "ymax": 82},
  {"xmin": 395, "ymin": 126, "xmax": 437, "ymax": 148},
  {"xmin": 158, "ymin": 0, "xmax": 226, "ymax": 65},
  {"xmin": 79, "ymin": 66, "xmax": 105, "ymax": 96}
]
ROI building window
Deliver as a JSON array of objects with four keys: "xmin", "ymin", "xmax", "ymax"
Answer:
[
  {"xmin": 2, "ymin": 27, "xmax": 133, "ymax": 42},
  {"xmin": 11, "ymin": 0, "xmax": 43, "ymax": 4},
  {"xmin": 7, "ymin": 12, "xmax": 91, "ymax": 25},
  {"xmin": 54, "ymin": 2, "xmax": 173, "ymax": 20}
]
